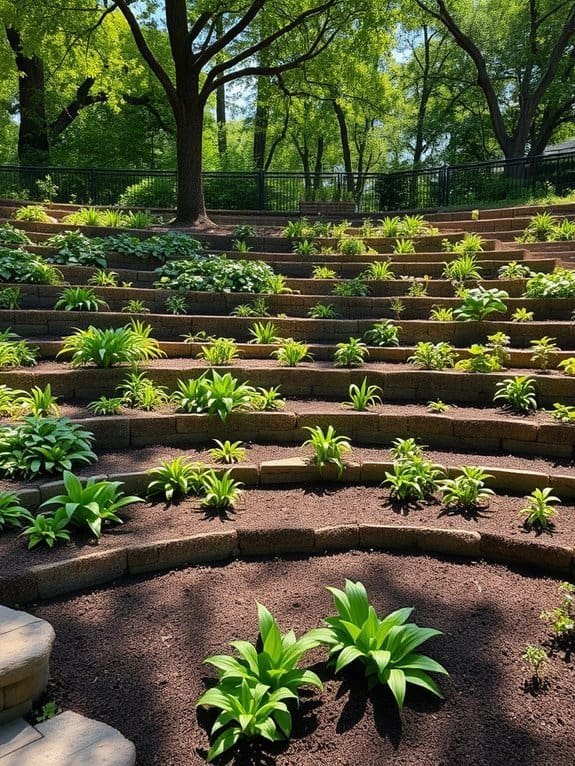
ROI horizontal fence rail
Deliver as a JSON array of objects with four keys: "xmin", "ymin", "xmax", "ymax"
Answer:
[{"xmin": 0, "ymin": 151, "xmax": 574, "ymax": 213}]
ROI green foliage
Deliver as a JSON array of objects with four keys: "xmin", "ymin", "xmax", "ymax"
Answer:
[
  {"xmin": 200, "ymin": 469, "xmax": 243, "ymax": 510},
  {"xmin": 147, "ymin": 457, "xmax": 206, "ymax": 502},
  {"xmin": 406, "ymin": 278, "xmax": 428, "ymax": 297},
  {"xmin": 523, "ymin": 269, "xmax": 575, "ymax": 298},
  {"xmin": 408, "ymin": 341, "xmax": 456, "ymax": 370},
  {"xmin": 442, "ymin": 254, "xmax": 482, "ymax": 282},
  {"xmin": 444, "ymin": 234, "xmax": 484, "ymax": 254},
  {"xmin": 293, "ymin": 239, "xmax": 318, "ymax": 256},
  {"xmin": 429, "ymin": 305, "xmax": 454, "ymax": 321},
  {"xmin": 456, "ymin": 344, "xmax": 505, "ymax": 373},
  {"xmin": 209, "ymin": 439, "xmax": 246, "ymax": 464},
  {"xmin": 559, "ymin": 357, "xmax": 575, "ymax": 376},
  {"xmin": 389, "ymin": 298, "xmax": 405, "ymax": 319},
  {"xmin": 45, "ymin": 231, "xmax": 107, "ymax": 267},
  {"xmin": 517, "ymin": 212, "xmax": 560, "ymax": 242},
  {"xmin": 498, "ymin": 261, "xmax": 533, "ymax": 279},
  {"xmin": 364, "ymin": 320, "xmax": 400, "ymax": 347},
  {"xmin": 333, "ymin": 337, "xmax": 369, "ymax": 368},
  {"xmin": 303, "ymin": 425, "xmax": 351, "ymax": 477},
  {"xmin": 155, "ymin": 255, "xmax": 274, "ymax": 293},
  {"xmin": 0, "ymin": 491, "xmax": 32, "ymax": 531},
  {"xmin": 392, "ymin": 238, "xmax": 415, "ymax": 254},
  {"xmin": 454, "ymin": 287, "xmax": 508, "ymax": 321},
  {"xmin": 511, "ymin": 307, "xmax": 534, "ymax": 322},
  {"xmin": 21, "ymin": 513, "xmax": 71, "ymax": 549},
  {"xmin": 263, "ymin": 273, "xmax": 292, "ymax": 295},
  {"xmin": 122, "ymin": 299, "xmax": 149, "ymax": 314},
  {"xmin": 522, "ymin": 645, "xmax": 549, "ymax": 679},
  {"xmin": 38, "ymin": 471, "xmax": 142, "ymax": 539},
  {"xmin": 549, "ymin": 403, "xmax": 575, "ymax": 424},
  {"xmin": 390, "ymin": 437, "xmax": 425, "ymax": 461},
  {"xmin": 312, "ymin": 265, "xmax": 337, "ymax": 279},
  {"xmin": 0, "ymin": 223, "xmax": 32, "ymax": 246},
  {"xmin": 359, "ymin": 261, "xmax": 395, "ymax": 280},
  {"xmin": 439, "ymin": 467, "xmax": 494, "ymax": 509},
  {"xmin": 59, "ymin": 321, "xmax": 164, "ymax": 367},
  {"xmin": 249, "ymin": 321, "xmax": 281, "ymax": 344},
  {"xmin": 540, "ymin": 582, "xmax": 574, "ymax": 638},
  {"xmin": 230, "ymin": 296, "xmax": 270, "ymax": 317},
  {"xmin": 198, "ymin": 337, "xmax": 240, "ymax": 365},
  {"xmin": 232, "ymin": 224, "xmax": 256, "ymax": 239},
  {"xmin": 427, "ymin": 399, "xmax": 450, "ymax": 413},
  {"xmin": 331, "ymin": 277, "xmax": 370, "ymax": 297},
  {"xmin": 20, "ymin": 385, "xmax": 60, "ymax": 418},
  {"xmin": 0, "ymin": 331, "xmax": 38, "ymax": 369},
  {"xmin": 87, "ymin": 396, "xmax": 124, "ymax": 416},
  {"xmin": 384, "ymin": 454, "xmax": 444, "ymax": 502},
  {"xmin": 530, "ymin": 336, "xmax": 559, "ymax": 371},
  {"xmin": 0, "ymin": 287, "xmax": 21, "ymax": 309},
  {"xmin": 320, "ymin": 580, "xmax": 447, "ymax": 707},
  {"xmin": 249, "ymin": 386, "xmax": 286, "ymax": 411},
  {"xmin": 117, "ymin": 371, "xmax": 168, "ymax": 411},
  {"xmin": 0, "ymin": 248, "xmax": 62, "ymax": 284},
  {"xmin": 12, "ymin": 205, "xmax": 51, "ymax": 223},
  {"xmin": 272, "ymin": 338, "xmax": 312, "ymax": 366},
  {"xmin": 494, "ymin": 376, "xmax": 537, "ymax": 412},
  {"xmin": 308, "ymin": 302, "xmax": 340, "ymax": 319},
  {"xmin": 164, "ymin": 294, "xmax": 189, "ymax": 314},
  {"xmin": 55, "ymin": 286, "xmax": 108, "ymax": 312},
  {"xmin": 233, "ymin": 239, "xmax": 251, "ymax": 253},
  {"xmin": 106, "ymin": 232, "xmax": 203, "ymax": 262},
  {"xmin": 172, "ymin": 370, "xmax": 255, "ymax": 421},
  {"xmin": 88, "ymin": 269, "xmax": 119, "ymax": 287},
  {"xmin": 0, "ymin": 416, "xmax": 96, "ymax": 479},
  {"xmin": 344, "ymin": 378, "xmax": 382, "ymax": 411},
  {"xmin": 338, "ymin": 237, "xmax": 367, "ymax": 256},
  {"xmin": 520, "ymin": 487, "xmax": 560, "ymax": 529}
]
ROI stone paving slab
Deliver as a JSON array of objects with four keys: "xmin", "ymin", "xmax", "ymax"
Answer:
[{"xmin": 0, "ymin": 718, "xmax": 41, "ymax": 759}]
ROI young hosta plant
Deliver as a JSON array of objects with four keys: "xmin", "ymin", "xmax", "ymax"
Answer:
[
  {"xmin": 364, "ymin": 320, "xmax": 400, "ymax": 347},
  {"xmin": 59, "ymin": 321, "xmax": 164, "ymax": 368},
  {"xmin": 439, "ymin": 467, "xmax": 495, "ymax": 509},
  {"xmin": 520, "ymin": 487, "xmax": 560, "ymax": 529},
  {"xmin": 312, "ymin": 265, "xmax": 337, "ymax": 279},
  {"xmin": 200, "ymin": 469, "xmax": 243, "ymax": 510},
  {"xmin": 147, "ymin": 457, "xmax": 206, "ymax": 502},
  {"xmin": 55, "ymin": 286, "xmax": 108, "ymax": 312},
  {"xmin": 344, "ymin": 378, "xmax": 382, "ymax": 411},
  {"xmin": 333, "ymin": 337, "xmax": 368, "ymax": 368},
  {"xmin": 408, "ymin": 342, "xmax": 456, "ymax": 371},
  {"xmin": 319, "ymin": 580, "xmax": 447, "ymax": 708},
  {"xmin": 164, "ymin": 294, "xmax": 189, "ymax": 315},
  {"xmin": 303, "ymin": 425, "xmax": 351, "ymax": 477},
  {"xmin": 0, "ymin": 491, "xmax": 32, "ymax": 531},
  {"xmin": 454, "ymin": 287, "xmax": 508, "ymax": 321},
  {"xmin": 39, "ymin": 471, "xmax": 143, "ymax": 538},
  {"xmin": 0, "ymin": 417, "xmax": 96, "ymax": 479},
  {"xmin": 494, "ymin": 376, "xmax": 537, "ymax": 413},
  {"xmin": 21, "ymin": 513, "xmax": 71, "ymax": 549},
  {"xmin": 308, "ymin": 302, "xmax": 340, "ymax": 319},
  {"xmin": 198, "ymin": 337, "xmax": 240, "ymax": 365},
  {"xmin": 272, "ymin": 339, "xmax": 312, "ymax": 367},
  {"xmin": 20, "ymin": 385, "xmax": 60, "ymax": 418},
  {"xmin": 87, "ymin": 396, "xmax": 124, "ymax": 416},
  {"xmin": 198, "ymin": 680, "xmax": 296, "ymax": 762},
  {"xmin": 249, "ymin": 321, "xmax": 281, "ymax": 344},
  {"xmin": 360, "ymin": 261, "xmax": 395, "ymax": 280},
  {"xmin": 209, "ymin": 439, "xmax": 246, "ymax": 464},
  {"xmin": 117, "ymin": 371, "xmax": 169, "ymax": 411},
  {"xmin": 384, "ymin": 457, "xmax": 444, "ymax": 502}
]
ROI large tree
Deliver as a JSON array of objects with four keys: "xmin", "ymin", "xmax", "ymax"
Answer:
[{"xmin": 113, "ymin": 0, "xmax": 354, "ymax": 225}]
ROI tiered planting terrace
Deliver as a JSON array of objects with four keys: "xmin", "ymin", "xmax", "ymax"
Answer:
[{"xmin": 0, "ymin": 200, "xmax": 574, "ymax": 764}]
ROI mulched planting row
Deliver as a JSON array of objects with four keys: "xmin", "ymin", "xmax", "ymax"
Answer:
[{"xmin": 32, "ymin": 550, "xmax": 575, "ymax": 766}]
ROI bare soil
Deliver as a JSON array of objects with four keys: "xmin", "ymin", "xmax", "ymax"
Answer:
[{"xmin": 32, "ymin": 551, "xmax": 575, "ymax": 766}]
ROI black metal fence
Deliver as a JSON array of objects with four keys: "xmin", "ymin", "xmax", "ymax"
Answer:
[{"xmin": 1, "ymin": 150, "xmax": 575, "ymax": 213}]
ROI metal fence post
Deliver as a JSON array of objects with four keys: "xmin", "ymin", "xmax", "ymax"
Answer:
[{"xmin": 257, "ymin": 171, "xmax": 265, "ymax": 210}]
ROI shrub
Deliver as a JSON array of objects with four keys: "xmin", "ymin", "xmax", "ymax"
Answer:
[
  {"xmin": 0, "ymin": 416, "xmax": 96, "ymax": 479},
  {"xmin": 319, "ymin": 579, "xmax": 447, "ymax": 709},
  {"xmin": 439, "ymin": 466, "xmax": 494, "ymax": 509},
  {"xmin": 494, "ymin": 376, "xmax": 537, "ymax": 412},
  {"xmin": 155, "ymin": 255, "xmax": 275, "ymax": 293},
  {"xmin": 0, "ymin": 248, "xmax": 62, "ymax": 284},
  {"xmin": 12, "ymin": 205, "xmax": 51, "ymax": 223},
  {"xmin": 454, "ymin": 287, "xmax": 508, "ymax": 321},
  {"xmin": 119, "ymin": 176, "xmax": 176, "ymax": 207},
  {"xmin": 147, "ymin": 457, "xmax": 205, "ymax": 501},
  {"xmin": 333, "ymin": 337, "xmax": 368, "ymax": 368},
  {"xmin": 58, "ymin": 321, "xmax": 164, "ymax": 367},
  {"xmin": 523, "ymin": 269, "xmax": 575, "ymax": 298},
  {"xmin": 55, "ymin": 286, "xmax": 108, "ymax": 312},
  {"xmin": 0, "ymin": 223, "xmax": 32, "ymax": 246},
  {"xmin": 303, "ymin": 425, "xmax": 351, "ymax": 476},
  {"xmin": 408, "ymin": 341, "xmax": 456, "ymax": 370},
  {"xmin": 520, "ymin": 487, "xmax": 560, "ymax": 529},
  {"xmin": 338, "ymin": 237, "xmax": 367, "ymax": 256},
  {"xmin": 364, "ymin": 320, "xmax": 400, "ymax": 347},
  {"xmin": 45, "ymin": 231, "xmax": 107, "ymax": 267}
]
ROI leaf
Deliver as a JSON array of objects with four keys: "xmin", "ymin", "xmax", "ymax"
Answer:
[
  {"xmin": 400, "ymin": 653, "xmax": 449, "ymax": 675},
  {"xmin": 370, "ymin": 649, "xmax": 392, "ymax": 679},
  {"xmin": 403, "ymin": 669, "xmax": 445, "ymax": 699},
  {"xmin": 197, "ymin": 687, "xmax": 234, "ymax": 712},
  {"xmin": 206, "ymin": 726, "xmax": 240, "ymax": 762},
  {"xmin": 387, "ymin": 668, "xmax": 407, "ymax": 709},
  {"xmin": 335, "ymin": 644, "xmax": 365, "ymax": 674}
]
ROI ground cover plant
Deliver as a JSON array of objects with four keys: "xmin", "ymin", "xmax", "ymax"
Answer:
[
  {"xmin": 58, "ymin": 321, "xmax": 164, "ymax": 367},
  {"xmin": 155, "ymin": 255, "xmax": 275, "ymax": 293}
]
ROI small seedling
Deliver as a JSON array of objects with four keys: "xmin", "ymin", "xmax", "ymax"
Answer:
[
  {"xmin": 208, "ymin": 439, "xmax": 246, "ymax": 464},
  {"xmin": 520, "ymin": 487, "xmax": 560, "ymax": 529}
]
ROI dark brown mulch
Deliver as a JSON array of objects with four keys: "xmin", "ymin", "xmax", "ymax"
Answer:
[
  {"xmin": 32, "ymin": 551, "xmax": 575, "ymax": 766},
  {"xmin": 2, "ymin": 483, "xmax": 574, "ymax": 579}
]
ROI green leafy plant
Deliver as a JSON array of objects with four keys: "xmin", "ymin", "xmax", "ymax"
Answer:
[
  {"xmin": 147, "ymin": 457, "xmax": 206, "ymax": 501},
  {"xmin": 0, "ymin": 384, "xmax": 26, "ymax": 417},
  {"xmin": 429, "ymin": 306, "xmax": 454, "ymax": 321},
  {"xmin": 308, "ymin": 302, "xmax": 340, "ymax": 319},
  {"xmin": 364, "ymin": 320, "xmax": 400, "ymax": 347},
  {"xmin": 456, "ymin": 344, "xmax": 504, "ymax": 373},
  {"xmin": 272, "ymin": 338, "xmax": 312, "ymax": 367},
  {"xmin": 230, "ymin": 296, "xmax": 270, "ymax": 317},
  {"xmin": 344, "ymin": 378, "xmax": 382, "ymax": 411},
  {"xmin": 21, "ymin": 513, "xmax": 71, "ymax": 549},
  {"xmin": 427, "ymin": 399, "xmax": 450, "ymax": 413},
  {"xmin": 319, "ymin": 579, "xmax": 447, "ymax": 708},
  {"xmin": 264, "ymin": 273, "xmax": 292, "ymax": 295},
  {"xmin": 439, "ymin": 466, "xmax": 494, "ymax": 509},
  {"xmin": 0, "ymin": 332, "xmax": 38, "ymax": 369},
  {"xmin": 390, "ymin": 437, "xmax": 425, "ymax": 461},
  {"xmin": 0, "ymin": 490, "xmax": 32, "ymax": 531},
  {"xmin": 209, "ymin": 439, "xmax": 246, "ymax": 464},
  {"xmin": 198, "ymin": 337, "xmax": 240, "ymax": 365},
  {"xmin": 155, "ymin": 255, "xmax": 275, "ymax": 294},
  {"xmin": 0, "ymin": 248, "xmax": 62, "ymax": 284},
  {"xmin": 494, "ymin": 376, "xmax": 537, "ymax": 412},
  {"xmin": 293, "ymin": 239, "xmax": 318, "ymax": 256},
  {"xmin": 559, "ymin": 357, "xmax": 575, "ymax": 376},
  {"xmin": 20, "ymin": 385, "xmax": 60, "ymax": 418},
  {"xmin": 393, "ymin": 238, "xmax": 416, "ymax": 254},
  {"xmin": 389, "ymin": 298, "xmax": 405, "ymax": 319},
  {"xmin": 0, "ymin": 222, "xmax": 32, "ymax": 245},
  {"xmin": 498, "ymin": 261, "xmax": 533, "ymax": 279},
  {"xmin": 333, "ymin": 337, "xmax": 368, "ymax": 368},
  {"xmin": 449, "ymin": 234, "xmax": 485, "ymax": 254},
  {"xmin": 122, "ymin": 298, "xmax": 149, "ymax": 314},
  {"xmin": 164, "ymin": 294, "xmax": 189, "ymax": 314},
  {"xmin": 13, "ymin": 205, "xmax": 51, "ymax": 223},
  {"xmin": 0, "ymin": 416, "xmax": 96, "ymax": 479},
  {"xmin": 88, "ymin": 269, "xmax": 119, "ymax": 287},
  {"xmin": 384, "ymin": 455, "xmax": 444, "ymax": 501},
  {"xmin": 55, "ymin": 286, "xmax": 109, "ymax": 312},
  {"xmin": 454, "ymin": 287, "xmax": 508, "ymax": 321},
  {"xmin": 517, "ymin": 212, "xmax": 559, "ymax": 242},
  {"xmin": 442, "ymin": 254, "xmax": 482, "ymax": 283},
  {"xmin": 249, "ymin": 321, "xmax": 281, "ymax": 344},
  {"xmin": 522, "ymin": 645, "xmax": 549, "ymax": 681},
  {"xmin": 87, "ymin": 396, "xmax": 124, "ymax": 416},
  {"xmin": 338, "ymin": 237, "xmax": 367, "ymax": 256},
  {"xmin": 360, "ymin": 261, "xmax": 395, "ymax": 280},
  {"xmin": 123, "ymin": 211, "xmax": 154, "ymax": 229},
  {"xmin": 540, "ymin": 582, "xmax": 574, "ymax": 638},
  {"xmin": 45, "ymin": 230, "xmax": 107, "ymax": 267},
  {"xmin": 332, "ymin": 278, "xmax": 369, "ymax": 297},
  {"xmin": 0, "ymin": 287, "xmax": 21, "ymax": 309},
  {"xmin": 172, "ymin": 370, "xmax": 255, "ymax": 421},
  {"xmin": 200, "ymin": 469, "xmax": 243, "ymax": 510},
  {"xmin": 408, "ymin": 341, "xmax": 456, "ymax": 370},
  {"xmin": 549, "ymin": 403, "xmax": 575, "ymax": 423},
  {"xmin": 117, "ymin": 370, "xmax": 169, "ymax": 411},
  {"xmin": 377, "ymin": 216, "xmax": 402, "ymax": 237},
  {"xmin": 303, "ymin": 425, "xmax": 351, "ymax": 477},
  {"xmin": 62, "ymin": 206, "xmax": 103, "ymax": 226},
  {"xmin": 232, "ymin": 224, "xmax": 256, "ymax": 239},
  {"xmin": 523, "ymin": 268, "xmax": 575, "ymax": 298},
  {"xmin": 511, "ymin": 307, "xmax": 534, "ymax": 322},
  {"xmin": 312, "ymin": 265, "xmax": 337, "ymax": 279},
  {"xmin": 249, "ymin": 385, "xmax": 286, "ymax": 411},
  {"xmin": 38, "ymin": 471, "xmax": 142, "ymax": 539},
  {"xmin": 59, "ymin": 321, "xmax": 164, "ymax": 368},
  {"xmin": 519, "ymin": 487, "xmax": 560, "ymax": 529},
  {"xmin": 530, "ymin": 336, "xmax": 559, "ymax": 372}
]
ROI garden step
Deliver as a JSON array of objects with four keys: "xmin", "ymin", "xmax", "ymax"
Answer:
[
  {"xmin": 0, "ymin": 711, "xmax": 136, "ymax": 765},
  {"xmin": 0, "ymin": 606, "xmax": 54, "ymax": 724}
]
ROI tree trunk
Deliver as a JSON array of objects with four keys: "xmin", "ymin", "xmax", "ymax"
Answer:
[
  {"xmin": 313, "ymin": 135, "xmax": 324, "ymax": 192},
  {"xmin": 6, "ymin": 27, "xmax": 49, "ymax": 165},
  {"xmin": 174, "ymin": 101, "xmax": 211, "ymax": 226},
  {"xmin": 253, "ymin": 78, "xmax": 269, "ymax": 172},
  {"xmin": 216, "ymin": 83, "xmax": 227, "ymax": 156},
  {"xmin": 332, "ymin": 100, "xmax": 354, "ymax": 193}
]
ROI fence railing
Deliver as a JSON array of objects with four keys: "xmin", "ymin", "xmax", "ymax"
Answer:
[{"xmin": 1, "ymin": 150, "xmax": 574, "ymax": 213}]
